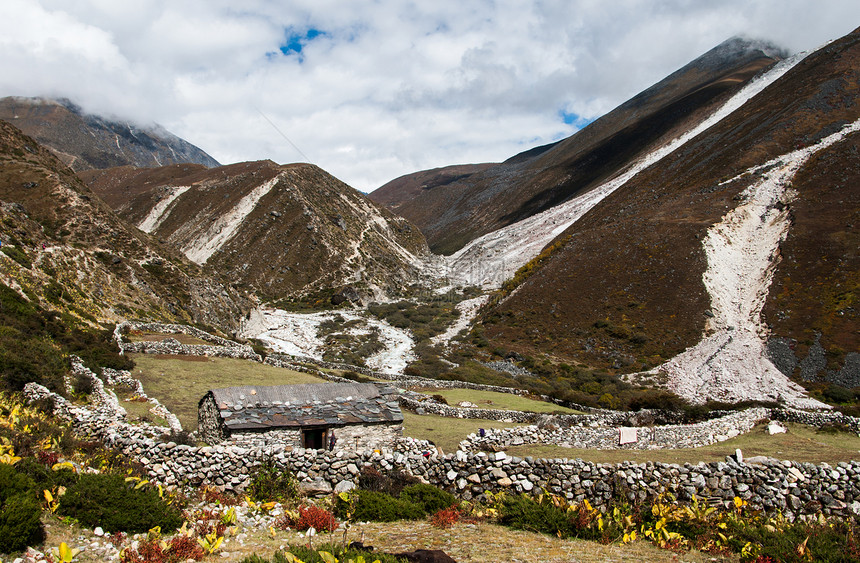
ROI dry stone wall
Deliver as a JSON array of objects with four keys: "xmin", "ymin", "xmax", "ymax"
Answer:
[
  {"xmin": 23, "ymin": 375, "xmax": 860, "ymax": 520},
  {"xmin": 457, "ymin": 408, "xmax": 770, "ymax": 451},
  {"xmin": 114, "ymin": 321, "xmax": 261, "ymax": 361}
]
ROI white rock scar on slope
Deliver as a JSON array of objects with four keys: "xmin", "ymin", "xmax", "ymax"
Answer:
[
  {"xmin": 653, "ymin": 118, "xmax": 860, "ymax": 408},
  {"xmin": 443, "ymin": 48, "xmax": 815, "ymax": 289},
  {"xmin": 182, "ymin": 173, "xmax": 284, "ymax": 265},
  {"xmin": 137, "ymin": 185, "xmax": 192, "ymax": 233}
]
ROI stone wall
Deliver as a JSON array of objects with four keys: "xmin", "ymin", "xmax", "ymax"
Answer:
[
  {"xmin": 23, "ymin": 378, "xmax": 860, "ymax": 520},
  {"xmin": 226, "ymin": 423, "xmax": 403, "ymax": 451},
  {"xmin": 198, "ymin": 393, "xmax": 227, "ymax": 444},
  {"xmin": 114, "ymin": 321, "xmax": 261, "ymax": 361},
  {"xmin": 457, "ymin": 408, "xmax": 770, "ymax": 451},
  {"xmin": 25, "ymin": 376, "xmax": 860, "ymax": 517}
]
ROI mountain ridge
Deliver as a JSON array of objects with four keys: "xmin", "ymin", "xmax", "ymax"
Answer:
[
  {"xmin": 371, "ymin": 37, "xmax": 787, "ymax": 255},
  {"xmin": 0, "ymin": 96, "xmax": 220, "ymax": 172}
]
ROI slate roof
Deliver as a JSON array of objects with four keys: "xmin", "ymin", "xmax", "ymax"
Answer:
[{"xmin": 205, "ymin": 382, "xmax": 403, "ymax": 432}]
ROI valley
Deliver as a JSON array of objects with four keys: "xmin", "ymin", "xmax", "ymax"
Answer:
[{"xmin": 0, "ymin": 21, "xmax": 858, "ymax": 563}]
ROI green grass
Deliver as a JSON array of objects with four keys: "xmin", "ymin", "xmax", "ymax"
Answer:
[
  {"xmin": 401, "ymin": 412, "xmax": 528, "ymax": 453},
  {"xmin": 506, "ymin": 422, "xmax": 860, "ymax": 464},
  {"xmin": 414, "ymin": 387, "xmax": 584, "ymax": 414},
  {"xmin": 128, "ymin": 354, "xmax": 327, "ymax": 431}
]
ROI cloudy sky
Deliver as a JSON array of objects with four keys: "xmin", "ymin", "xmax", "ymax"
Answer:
[{"xmin": 1, "ymin": 1, "xmax": 859, "ymax": 192}]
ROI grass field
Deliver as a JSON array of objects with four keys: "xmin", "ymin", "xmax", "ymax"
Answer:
[
  {"xmin": 507, "ymin": 422, "xmax": 860, "ymax": 464},
  {"xmin": 414, "ymin": 387, "xmax": 584, "ymax": 414},
  {"xmin": 127, "ymin": 354, "xmax": 326, "ymax": 430},
  {"xmin": 401, "ymin": 412, "xmax": 528, "ymax": 453}
]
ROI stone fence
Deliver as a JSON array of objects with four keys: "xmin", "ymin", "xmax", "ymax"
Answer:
[
  {"xmin": 23, "ymin": 360, "xmax": 860, "ymax": 520},
  {"xmin": 458, "ymin": 408, "xmax": 771, "ymax": 451},
  {"xmin": 114, "ymin": 321, "xmax": 261, "ymax": 361}
]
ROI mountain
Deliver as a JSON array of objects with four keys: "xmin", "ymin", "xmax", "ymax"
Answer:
[
  {"xmin": 371, "ymin": 38, "xmax": 787, "ymax": 255},
  {"xmin": 0, "ymin": 97, "xmax": 220, "ymax": 171},
  {"xmin": 81, "ymin": 161, "xmax": 428, "ymax": 302},
  {"xmin": 469, "ymin": 29, "xmax": 860, "ymax": 406},
  {"xmin": 0, "ymin": 119, "xmax": 250, "ymax": 330},
  {"xmin": 371, "ymin": 163, "xmax": 496, "ymax": 213}
]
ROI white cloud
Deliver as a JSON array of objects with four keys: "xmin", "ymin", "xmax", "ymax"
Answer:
[{"xmin": 1, "ymin": 0, "xmax": 859, "ymax": 191}]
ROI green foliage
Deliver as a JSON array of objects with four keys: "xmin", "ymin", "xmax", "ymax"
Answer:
[
  {"xmin": 0, "ymin": 282, "xmax": 132, "ymax": 392},
  {"xmin": 338, "ymin": 489, "xmax": 424, "ymax": 522},
  {"xmin": 368, "ymin": 297, "xmax": 461, "ymax": 342},
  {"xmin": 246, "ymin": 459, "xmax": 299, "ymax": 504},
  {"xmin": 499, "ymin": 494, "xmax": 575, "ymax": 537},
  {"xmin": 1, "ymin": 245, "xmax": 32, "ymax": 268},
  {"xmin": 399, "ymin": 483, "xmax": 456, "ymax": 515},
  {"xmin": 0, "ymin": 464, "xmax": 45, "ymax": 552},
  {"xmin": 357, "ymin": 466, "xmax": 417, "ymax": 497},
  {"xmin": 0, "ymin": 490, "xmax": 45, "ymax": 553},
  {"xmin": 0, "ymin": 326, "xmax": 67, "ymax": 392},
  {"xmin": 0, "ymin": 463, "xmax": 34, "ymax": 503},
  {"xmin": 58, "ymin": 472, "xmax": 184, "ymax": 534}
]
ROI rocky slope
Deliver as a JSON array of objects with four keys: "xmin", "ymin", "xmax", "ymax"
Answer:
[
  {"xmin": 83, "ymin": 161, "xmax": 428, "ymax": 302},
  {"xmin": 371, "ymin": 37, "xmax": 787, "ymax": 255},
  {"xmin": 474, "ymin": 28, "xmax": 860, "ymax": 405},
  {"xmin": 0, "ymin": 97, "xmax": 220, "ymax": 171},
  {"xmin": 0, "ymin": 119, "xmax": 250, "ymax": 330}
]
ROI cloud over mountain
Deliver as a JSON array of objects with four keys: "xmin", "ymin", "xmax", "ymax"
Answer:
[{"xmin": 1, "ymin": 1, "xmax": 859, "ymax": 190}]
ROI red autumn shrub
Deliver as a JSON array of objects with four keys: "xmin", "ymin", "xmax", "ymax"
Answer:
[
  {"xmin": 295, "ymin": 505, "xmax": 338, "ymax": 532},
  {"xmin": 430, "ymin": 506, "xmax": 461, "ymax": 529}
]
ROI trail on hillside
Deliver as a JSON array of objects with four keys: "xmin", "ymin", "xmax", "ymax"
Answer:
[
  {"xmin": 651, "ymin": 118, "xmax": 860, "ymax": 408},
  {"xmin": 442, "ymin": 48, "xmax": 815, "ymax": 289}
]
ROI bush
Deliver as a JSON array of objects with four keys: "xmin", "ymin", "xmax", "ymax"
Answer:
[
  {"xmin": 0, "ymin": 492, "xmax": 45, "ymax": 553},
  {"xmin": 399, "ymin": 483, "xmax": 456, "ymax": 515},
  {"xmin": 58, "ymin": 473, "xmax": 183, "ymax": 534},
  {"xmin": 0, "ymin": 464, "xmax": 45, "ymax": 552},
  {"xmin": 430, "ymin": 506, "xmax": 462, "ymax": 528},
  {"xmin": 246, "ymin": 459, "xmax": 299, "ymax": 504},
  {"xmin": 338, "ymin": 490, "xmax": 424, "ymax": 522},
  {"xmin": 357, "ymin": 466, "xmax": 418, "ymax": 497},
  {"xmin": 280, "ymin": 505, "xmax": 338, "ymax": 532},
  {"xmin": 499, "ymin": 494, "xmax": 574, "ymax": 538}
]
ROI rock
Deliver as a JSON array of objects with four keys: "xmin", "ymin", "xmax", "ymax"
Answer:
[
  {"xmin": 94, "ymin": 526, "xmax": 105, "ymax": 537},
  {"xmin": 767, "ymin": 421, "xmax": 787, "ymax": 435},
  {"xmin": 735, "ymin": 449, "xmax": 744, "ymax": 464},
  {"xmin": 334, "ymin": 480, "xmax": 355, "ymax": 493},
  {"xmin": 395, "ymin": 549, "xmax": 457, "ymax": 563},
  {"xmin": 299, "ymin": 479, "xmax": 333, "ymax": 496}
]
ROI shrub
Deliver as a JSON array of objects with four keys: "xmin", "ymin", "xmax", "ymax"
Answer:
[
  {"xmin": 430, "ymin": 506, "xmax": 462, "ymax": 528},
  {"xmin": 294, "ymin": 505, "xmax": 338, "ymax": 532},
  {"xmin": 58, "ymin": 472, "xmax": 183, "ymax": 534},
  {"xmin": 399, "ymin": 483, "xmax": 456, "ymax": 515},
  {"xmin": 499, "ymin": 494, "xmax": 574, "ymax": 538},
  {"xmin": 0, "ymin": 464, "xmax": 45, "ymax": 552},
  {"xmin": 357, "ymin": 466, "xmax": 418, "ymax": 497},
  {"xmin": 338, "ymin": 490, "xmax": 424, "ymax": 522},
  {"xmin": 246, "ymin": 459, "xmax": 299, "ymax": 504},
  {"xmin": 120, "ymin": 534, "xmax": 205, "ymax": 563},
  {"xmin": 0, "ymin": 491, "xmax": 45, "ymax": 553}
]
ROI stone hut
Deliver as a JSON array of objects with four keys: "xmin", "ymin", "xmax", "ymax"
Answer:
[{"xmin": 198, "ymin": 382, "xmax": 403, "ymax": 449}]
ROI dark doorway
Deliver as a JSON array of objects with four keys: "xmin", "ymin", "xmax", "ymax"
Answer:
[{"xmin": 302, "ymin": 428, "xmax": 326, "ymax": 449}]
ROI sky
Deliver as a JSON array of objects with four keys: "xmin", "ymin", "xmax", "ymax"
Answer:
[{"xmin": 1, "ymin": 1, "xmax": 859, "ymax": 192}]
